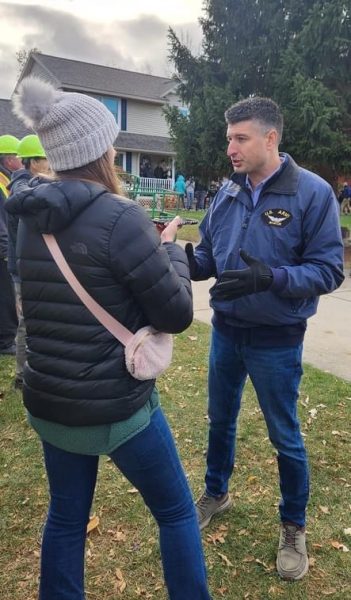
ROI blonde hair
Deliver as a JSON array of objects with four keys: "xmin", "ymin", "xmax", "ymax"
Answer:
[{"xmin": 57, "ymin": 152, "xmax": 124, "ymax": 196}]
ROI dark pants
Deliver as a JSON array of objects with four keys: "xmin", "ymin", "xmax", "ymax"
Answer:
[{"xmin": 0, "ymin": 258, "xmax": 17, "ymax": 350}]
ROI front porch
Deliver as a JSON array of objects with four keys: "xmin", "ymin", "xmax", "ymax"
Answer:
[
  {"xmin": 118, "ymin": 172, "xmax": 183, "ymax": 217},
  {"xmin": 114, "ymin": 131, "xmax": 176, "ymax": 184}
]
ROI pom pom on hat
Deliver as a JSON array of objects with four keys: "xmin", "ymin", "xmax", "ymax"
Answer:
[
  {"xmin": 13, "ymin": 77, "xmax": 60, "ymax": 129},
  {"xmin": 12, "ymin": 76, "xmax": 120, "ymax": 171}
]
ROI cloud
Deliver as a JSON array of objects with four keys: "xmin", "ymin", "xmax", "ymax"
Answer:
[{"xmin": 0, "ymin": 2, "xmax": 202, "ymax": 97}]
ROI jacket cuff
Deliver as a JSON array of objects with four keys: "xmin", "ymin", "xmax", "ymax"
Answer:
[{"xmin": 270, "ymin": 267, "xmax": 288, "ymax": 293}]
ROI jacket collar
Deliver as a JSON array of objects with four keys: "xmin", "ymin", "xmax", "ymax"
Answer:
[{"xmin": 229, "ymin": 153, "xmax": 300, "ymax": 197}]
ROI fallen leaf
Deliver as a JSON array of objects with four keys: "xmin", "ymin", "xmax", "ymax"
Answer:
[
  {"xmin": 321, "ymin": 590, "xmax": 337, "ymax": 596},
  {"xmin": 319, "ymin": 505, "xmax": 330, "ymax": 514},
  {"xmin": 187, "ymin": 336, "xmax": 198, "ymax": 341},
  {"xmin": 243, "ymin": 555, "xmax": 255, "ymax": 563},
  {"xmin": 217, "ymin": 587, "xmax": 229, "ymax": 597},
  {"xmin": 309, "ymin": 556, "xmax": 316, "ymax": 567},
  {"xmin": 87, "ymin": 514, "xmax": 100, "ymax": 534},
  {"xmin": 217, "ymin": 552, "xmax": 234, "ymax": 567},
  {"xmin": 343, "ymin": 528, "xmax": 351, "ymax": 536},
  {"xmin": 127, "ymin": 487, "xmax": 139, "ymax": 494},
  {"xmin": 115, "ymin": 568, "xmax": 127, "ymax": 594},
  {"xmin": 331, "ymin": 540, "xmax": 349, "ymax": 552}
]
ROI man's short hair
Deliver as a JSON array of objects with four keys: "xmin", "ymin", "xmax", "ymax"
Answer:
[{"xmin": 225, "ymin": 97, "xmax": 283, "ymax": 142}]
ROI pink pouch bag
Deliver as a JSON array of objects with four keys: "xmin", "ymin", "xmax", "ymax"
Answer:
[
  {"xmin": 125, "ymin": 326, "xmax": 173, "ymax": 380},
  {"xmin": 43, "ymin": 234, "xmax": 173, "ymax": 381}
]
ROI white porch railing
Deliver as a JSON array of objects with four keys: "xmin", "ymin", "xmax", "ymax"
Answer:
[{"xmin": 139, "ymin": 177, "xmax": 174, "ymax": 191}]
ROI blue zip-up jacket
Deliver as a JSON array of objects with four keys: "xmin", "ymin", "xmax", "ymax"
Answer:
[{"xmin": 192, "ymin": 154, "xmax": 344, "ymax": 336}]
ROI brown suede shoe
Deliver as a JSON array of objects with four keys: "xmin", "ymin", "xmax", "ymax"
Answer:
[
  {"xmin": 276, "ymin": 522, "xmax": 309, "ymax": 580},
  {"xmin": 196, "ymin": 491, "xmax": 232, "ymax": 530}
]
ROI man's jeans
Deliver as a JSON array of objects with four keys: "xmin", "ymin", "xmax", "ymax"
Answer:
[
  {"xmin": 186, "ymin": 192, "xmax": 194, "ymax": 210},
  {"xmin": 206, "ymin": 327, "xmax": 309, "ymax": 527},
  {"xmin": 40, "ymin": 408, "xmax": 211, "ymax": 600}
]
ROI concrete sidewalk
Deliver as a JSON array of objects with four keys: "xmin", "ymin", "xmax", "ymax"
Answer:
[{"xmin": 178, "ymin": 241, "xmax": 351, "ymax": 382}]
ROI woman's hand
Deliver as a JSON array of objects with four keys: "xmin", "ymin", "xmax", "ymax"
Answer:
[{"xmin": 160, "ymin": 216, "xmax": 183, "ymax": 243}]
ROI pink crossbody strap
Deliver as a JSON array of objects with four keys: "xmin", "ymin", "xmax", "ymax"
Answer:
[{"xmin": 42, "ymin": 233, "xmax": 133, "ymax": 347}]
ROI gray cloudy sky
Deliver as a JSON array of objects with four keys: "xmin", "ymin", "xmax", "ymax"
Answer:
[{"xmin": 0, "ymin": 0, "xmax": 204, "ymax": 98}]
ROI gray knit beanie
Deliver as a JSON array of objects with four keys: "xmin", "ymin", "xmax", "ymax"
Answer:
[{"xmin": 12, "ymin": 76, "xmax": 120, "ymax": 171}]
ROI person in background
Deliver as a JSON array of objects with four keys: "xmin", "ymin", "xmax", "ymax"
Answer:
[
  {"xmin": 185, "ymin": 96, "xmax": 344, "ymax": 582},
  {"xmin": 206, "ymin": 180, "xmax": 219, "ymax": 208},
  {"xmin": 153, "ymin": 162, "xmax": 164, "ymax": 179},
  {"xmin": 0, "ymin": 134, "xmax": 20, "ymax": 356},
  {"xmin": 7, "ymin": 76, "xmax": 212, "ymax": 600},
  {"xmin": 186, "ymin": 176, "xmax": 195, "ymax": 210},
  {"xmin": 339, "ymin": 182, "xmax": 351, "ymax": 214},
  {"xmin": 174, "ymin": 173, "xmax": 186, "ymax": 208},
  {"xmin": 195, "ymin": 179, "xmax": 207, "ymax": 211},
  {"xmin": 7, "ymin": 135, "xmax": 51, "ymax": 389}
]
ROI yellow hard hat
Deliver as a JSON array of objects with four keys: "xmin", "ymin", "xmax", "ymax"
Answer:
[
  {"xmin": 17, "ymin": 135, "xmax": 46, "ymax": 159},
  {"xmin": 0, "ymin": 134, "xmax": 20, "ymax": 155}
]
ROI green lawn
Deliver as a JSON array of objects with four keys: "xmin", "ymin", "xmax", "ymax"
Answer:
[
  {"xmin": 1, "ymin": 321, "xmax": 350, "ymax": 599},
  {"xmin": 340, "ymin": 214, "xmax": 351, "ymax": 230},
  {"xmin": 177, "ymin": 212, "xmax": 351, "ymax": 244}
]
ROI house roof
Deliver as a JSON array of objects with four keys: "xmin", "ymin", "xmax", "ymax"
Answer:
[
  {"xmin": 117, "ymin": 132, "xmax": 174, "ymax": 155},
  {"xmin": 26, "ymin": 53, "xmax": 177, "ymax": 104},
  {"xmin": 0, "ymin": 99, "xmax": 31, "ymax": 138},
  {"xmin": 0, "ymin": 99, "xmax": 174, "ymax": 155}
]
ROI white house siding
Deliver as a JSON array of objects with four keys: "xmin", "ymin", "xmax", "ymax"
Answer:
[{"xmin": 127, "ymin": 100, "xmax": 169, "ymax": 137}]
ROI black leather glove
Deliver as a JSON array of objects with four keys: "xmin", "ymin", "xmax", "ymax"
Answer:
[
  {"xmin": 210, "ymin": 250, "xmax": 273, "ymax": 300},
  {"xmin": 185, "ymin": 242, "xmax": 199, "ymax": 279}
]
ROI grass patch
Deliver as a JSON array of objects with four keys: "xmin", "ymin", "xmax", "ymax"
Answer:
[
  {"xmin": 176, "ymin": 209, "xmax": 204, "ymax": 243},
  {"xmin": 1, "ymin": 321, "xmax": 351, "ymax": 599},
  {"xmin": 340, "ymin": 214, "xmax": 351, "ymax": 231},
  {"xmin": 177, "ymin": 212, "xmax": 351, "ymax": 245}
]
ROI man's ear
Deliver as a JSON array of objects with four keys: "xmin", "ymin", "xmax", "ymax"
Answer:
[{"xmin": 266, "ymin": 128, "xmax": 279, "ymax": 150}]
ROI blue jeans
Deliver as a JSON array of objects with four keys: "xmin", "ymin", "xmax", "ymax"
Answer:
[
  {"xmin": 40, "ymin": 408, "xmax": 211, "ymax": 600},
  {"xmin": 206, "ymin": 328, "xmax": 309, "ymax": 527},
  {"xmin": 186, "ymin": 192, "xmax": 194, "ymax": 210}
]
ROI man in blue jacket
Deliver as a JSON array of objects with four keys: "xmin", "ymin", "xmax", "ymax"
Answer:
[{"xmin": 185, "ymin": 97, "xmax": 344, "ymax": 581}]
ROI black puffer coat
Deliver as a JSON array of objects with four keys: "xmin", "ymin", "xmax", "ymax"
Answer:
[{"xmin": 6, "ymin": 180, "xmax": 193, "ymax": 426}]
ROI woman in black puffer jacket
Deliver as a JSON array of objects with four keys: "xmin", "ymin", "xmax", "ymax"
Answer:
[{"xmin": 7, "ymin": 76, "xmax": 212, "ymax": 600}]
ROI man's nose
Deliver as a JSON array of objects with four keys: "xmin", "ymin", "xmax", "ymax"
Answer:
[{"xmin": 227, "ymin": 142, "xmax": 237, "ymax": 157}]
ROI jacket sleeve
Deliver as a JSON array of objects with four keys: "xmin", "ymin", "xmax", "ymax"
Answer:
[
  {"xmin": 0, "ymin": 191, "xmax": 8, "ymax": 258},
  {"xmin": 108, "ymin": 203, "xmax": 193, "ymax": 333},
  {"xmin": 273, "ymin": 188, "xmax": 344, "ymax": 298}
]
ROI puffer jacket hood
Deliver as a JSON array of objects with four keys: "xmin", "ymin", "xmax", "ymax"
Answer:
[
  {"xmin": 6, "ymin": 179, "xmax": 107, "ymax": 233},
  {"xmin": 6, "ymin": 171, "xmax": 49, "ymax": 279}
]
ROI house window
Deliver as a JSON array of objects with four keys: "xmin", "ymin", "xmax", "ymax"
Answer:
[
  {"xmin": 115, "ymin": 151, "xmax": 126, "ymax": 171},
  {"xmin": 92, "ymin": 95, "xmax": 120, "ymax": 125}
]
